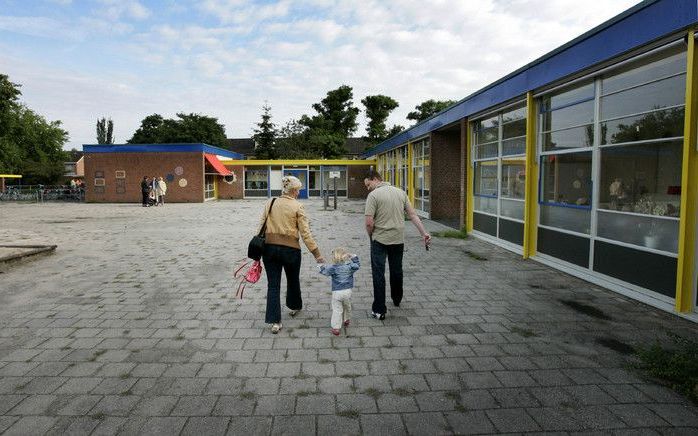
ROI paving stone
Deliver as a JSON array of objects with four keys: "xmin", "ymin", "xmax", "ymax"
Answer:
[
  {"xmin": 132, "ymin": 396, "xmax": 178, "ymax": 416},
  {"xmin": 225, "ymin": 416, "xmax": 272, "ymax": 435},
  {"xmin": 137, "ymin": 417, "xmax": 187, "ymax": 436},
  {"xmin": 212, "ymin": 395, "xmax": 256, "ymax": 416},
  {"xmin": 181, "ymin": 417, "xmax": 230, "ymax": 435},
  {"xmin": 644, "ymin": 403, "xmax": 698, "ymax": 427},
  {"xmin": 389, "ymin": 374, "xmax": 429, "ymax": 391},
  {"xmin": 89, "ymin": 395, "xmax": 140, "ymax": 416},
  {"xmin": 295, "ymin": 394, "xmax": 335, "ymax": 414},
  {"xmin": 445, "ymin": 410, "xmax": 495, "ymax": 434},
  {"xmin": 526, "ymin": 406, "xmax": 585, "ymax": 431},
  {"xmin": 8, "ymin": 394, "xmax": 57, "ymax": 415},
  {"xmin": 414, "ymin": 391, "xmax": 458, "ymax": 411},
  {"xmin": 609, "ymin": 404, "xmax": 670, "ymax": 427},
  {"xmin": 361, "ymin": 413, "xmax": 406, "ymax": 436},
  {"xmin": 171, "ymin": 395, "xmax": 218, "ymax": 416},
  {"xmin": 3, "ymin": 416, "xmax": 57, "ymax": 436},
  {"xmin": 564, "ymin": 385, "xmax": 616, "ymax": 405},
  {"xmin": 53, "ymin": 377, "xmax": 102, "ymax": 395},
  {"xmin": 254, "ymin": 395, "xmax": 296, "ymax": 416},
  {"xmin": 317, "ymin": 415, "xmax": 361, "ymax": 436},
  {"xmin": 244, "ymin": 378, "xmax": 280, "ymax": 395},
  {"xmin": 0, "ymin": 394, "xmax": 26, "ymax": 414},
  {"xmin": 271, "ymin": 415, "xmax": 315, "ymax": 435},
  {"xmin": 459, "ymin": 371, "xmax": 503, "ymax": 389},
  {"xmin": 318, "ymin": 376, "xmax": 353, "ymax": 394},
  {"xmin": 402, "ymin": 412, "xmax": 449, "ymax": 435},
  {"xmin": 57, "ymin": 395, "xmax": 103, "ymax": 416},
  {"xmin": 486, "ymin": 408, "xmax": 541, "ymax": 432},
  {"xmin": 206, "ymin": 378, "xmax": 244, "ymax": 395}
]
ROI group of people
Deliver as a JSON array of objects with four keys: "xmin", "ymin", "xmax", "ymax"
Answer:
[
  {"xmin": 69, "ymin": 178, "xmax": 84, "ymax": 190},
  {"xmin": 257, "ymin": 170, "xmax": 431, "ymax": 335},
  {"xmin": 141, "ymin": 176, "xmax": 167, "ymax": 207}
]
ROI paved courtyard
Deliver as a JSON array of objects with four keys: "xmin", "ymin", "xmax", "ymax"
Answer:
[{"xmin": 1, "ymin": 199, "xmax": 697, "ymax": 435}]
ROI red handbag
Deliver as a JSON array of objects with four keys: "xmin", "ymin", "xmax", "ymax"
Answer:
[{"xmin": 233, "ymin": 259, "xmax": 263, "ymax": 299}]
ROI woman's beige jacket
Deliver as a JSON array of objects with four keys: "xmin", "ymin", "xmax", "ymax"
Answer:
[{"xmin": 258, "ymin": 195, "xmax": 321, "ymax": 259}]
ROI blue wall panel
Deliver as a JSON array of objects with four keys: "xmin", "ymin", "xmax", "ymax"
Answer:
[
  {"xmin": 365, "ymin": 0, "xmax": 698, "ymax": 157},
  {"xmin": 83, "ymin": 143, "xmax": 244, "ymax": 159}
]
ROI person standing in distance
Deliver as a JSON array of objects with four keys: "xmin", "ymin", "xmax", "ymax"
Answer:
[{"xmin": 364, "ymin": 169, "xmax": 431, "ymax": 320}]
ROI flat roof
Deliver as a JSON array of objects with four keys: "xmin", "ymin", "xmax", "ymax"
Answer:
[
  {"xmin": 364, "ymin": 0, "xmax": 697, "ymax": 157},
  {"xmin": 83, "ymin": 143, "xmax": 245, "ymax": 159}
]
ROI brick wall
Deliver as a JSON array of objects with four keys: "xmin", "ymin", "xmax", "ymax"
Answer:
[
  {"xmin": 84, "ymin": 152, "xmax": 204, "ymax": 203},
  {"xmin": 347, "ymin": 165, "xmax": 372, "ymax": 199},
  {"xmin": 430, "ymin": 129, "xmax": 464, "ymax": 229},
  {"xmin": 217, "ymin": 165, "xmax": 244, "ymax": 199}
]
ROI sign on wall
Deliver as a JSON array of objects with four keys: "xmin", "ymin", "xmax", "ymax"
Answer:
[{"xmin": 329, "ymin": 171, "xmax": 340, "ymax": 179}]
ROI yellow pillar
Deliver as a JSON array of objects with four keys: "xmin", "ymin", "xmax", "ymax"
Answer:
[
  {"xmin": 676, "ymin": 29, "xmax": 698, "ymax": 313},
  {"xmin": 407, "ymin": 142, "xmax": 415, "ymax": 206},
  {"xmin": 465, "ymin": 122, "xmax": 474, "ymax": 232},
  {"xmin": 523, "ymin": 92, "xmax": 539, "ymax": 259}
]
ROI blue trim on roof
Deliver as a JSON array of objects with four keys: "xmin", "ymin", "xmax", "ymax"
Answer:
[
  {"xmin": 363, "ymin": 0, "xmax": 697, "ymax": 157},
  {"xmin": 83, "ymin": 143, "xmax": 245, "ymax": 159}
]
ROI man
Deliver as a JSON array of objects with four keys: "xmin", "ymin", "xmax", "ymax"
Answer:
[
  {"xmin": 364, "ymin": 169, "xmax": 431, "ymax": 320},
  {"xmin": 141, "ymin": 176, "xmax": 150, "ymax": 207}
]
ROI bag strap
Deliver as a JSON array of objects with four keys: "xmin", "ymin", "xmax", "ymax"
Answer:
[
  {"xmin": 233, "ymin": 260, "xmax": 250, "ymax": 278},
  {"xmin": 258, "ymin": 197, "xmax": 277, "ymax": 237}
]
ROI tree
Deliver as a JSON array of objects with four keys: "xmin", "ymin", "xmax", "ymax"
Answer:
[
  {"xmin": 252, "ymin": 103, "xmax": 278, "ymax": 159},
  {"xmin": 275, "ymin": 120, "xmax": 318, "ymax": 159},
  {"xmin": 96, "ymin": 117, "xmax": 114, "ymax": 144},
  {"xmin": 299, "ymin": 85, "xmax": 360, "ymax": 158},
  {"xmin": 406, "ymin": 99, "xmax": 457, "ymax": 123},
  {"xmin": 361, "ymin": 94, "xmax": 402, "ymax": 145},
  {"xmin": 0, "ymin": 74, "xmax": 68, "ymax": 183},
  {"xmin": 127, "ymin": 113, "xmax": 228, "ymax": 148}
]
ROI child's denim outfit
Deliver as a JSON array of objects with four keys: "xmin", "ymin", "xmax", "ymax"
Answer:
[{"xmin": 318, "ymin": 255, "xmax": 360, "ymax": 329}]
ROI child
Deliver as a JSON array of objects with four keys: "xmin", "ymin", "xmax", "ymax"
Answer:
[{"xmin": 318, "ymin": 248, "xmax": 360, "ymax": 336}]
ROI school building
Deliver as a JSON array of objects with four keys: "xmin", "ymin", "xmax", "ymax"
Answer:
[
  {"xmin": 363, "ymin": 0, "xmax": 698, "ymax": 320},
  {"xmin": 82, "ymin": 143, "xmax": 374, "ymax": 203}
]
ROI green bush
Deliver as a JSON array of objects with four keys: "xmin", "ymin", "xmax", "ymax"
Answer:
[{"xmin": 635, "ymin": 332, "xmax": 698, "ymax": 403}]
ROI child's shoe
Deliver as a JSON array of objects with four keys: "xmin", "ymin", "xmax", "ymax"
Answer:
[
  {"xmin": 331, "ymin": 328, "xmax": 340, "ymax": 336},
  {"xmin": 343, "ymin": 320, "xmax": 350, "ymax": 327}
]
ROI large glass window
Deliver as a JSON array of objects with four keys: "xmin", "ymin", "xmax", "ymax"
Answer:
[
  {"xmin": 244, "ymin": 167, "xmax": 269, "ymax": 197},
  {"xmin": 537, "ymin": 44, "xmax": 686, "ymax": 264},
  {"xmin": 472, "ymin": 103, "xmax": 527, "ymax": 241},
  {"xmin": 595, "ymin": 45, "xmax": 686, "ymax": 253},
  {"xmin": 412, "ymin": 139, "xmax": 430, "ymax": 215}
]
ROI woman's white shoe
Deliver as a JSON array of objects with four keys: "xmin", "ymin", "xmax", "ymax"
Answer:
[{"xmin": 271, "ymin": 323, "xmax": 282, "ymax": 334}]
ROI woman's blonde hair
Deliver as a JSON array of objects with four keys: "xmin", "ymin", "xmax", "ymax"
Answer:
[
  {"xmin": 331, "ymin": 247, "xmax": 350, "ymax": 264},
  {"xmin": 282, "ymin": 175, "xmax": 302, "ymax": 195}
]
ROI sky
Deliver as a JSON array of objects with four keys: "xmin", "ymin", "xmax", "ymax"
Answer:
[{"xmin": 0, "ymin": 0, "xmax": 642, "ymax": 150}]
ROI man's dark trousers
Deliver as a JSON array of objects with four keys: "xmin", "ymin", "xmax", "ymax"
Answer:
[{"xmin": 370, "ymin": 239, "xmax": 404, "ymax": 315}]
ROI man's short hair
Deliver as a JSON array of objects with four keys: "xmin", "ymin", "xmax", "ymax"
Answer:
[{"xmin": 365, "ymin": 169, "xmax": 383, "ymax": 181}]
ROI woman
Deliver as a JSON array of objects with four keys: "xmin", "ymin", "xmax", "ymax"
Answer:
[
  {"xmin": 259, "ymin": 176, "xmax": 324, "ymax": 333},
  {"xmin": 156, "ymin": 176, "xmax": 167, "ymax": 205}
]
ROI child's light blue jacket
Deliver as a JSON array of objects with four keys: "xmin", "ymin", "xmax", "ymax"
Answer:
[{"xmin": 318, "ymin": 255, "xmax": 360, "ymax": 291}]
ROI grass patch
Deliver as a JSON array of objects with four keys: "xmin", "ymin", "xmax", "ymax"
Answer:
[
  {"xmin": 392, "ymin": 387, "xmax": 414, "ymax": 397},
  {"xmin": 444, "ymin": 391, "xmax": 461, "ymax": 401},
  {"xmin": 595, "ymin": 337, "xmax": 634, "ymax": 355},
  {"xmin": 634, "ymin": 333, "xmax": 698, "ymax": 403},
  {"xmin": 336, "ymin": 409, "xmax": 360, "ymax": 419},
  {"xmin": 119, "ymin": 373, "xmax": 130, "ymax": 379},
  {"xmin": 511, "ymin": 326, "xmax": 538, "ymax": 338},
  {"xmin": 297, "ymin": 324, "xmax": 310, "ymax": 329},
  {"xmin": 432, "ymin": 228, "xmax": 469, "ymax": 239},
  {"xmin": 318, "ymin": 358, "xmax": 332, "ymax": 364},
  {"xmin": 240, "ymin": 391, "xmax": 256, "ymax": 400},
  {"xmin": 297, "ymin": 390, "xmax": 316, "ymax": 397},
  {"xmin": 91, "ymin": 412, "xmax": 105, "ymax": 420},
  {"xmin": 175, "ymin": 334, "xmax": 185, "ymax": 340},
  {"xmin": 364, "ymin": 388, "xmax": 382, "ymax": 400},
  {"xmin": 464, "ymin": 250, "xmax": 488, "ymax": 261},
  {"xmin": 559, "ymin": 299, "xmax": 611, "ymax": 320},
  {"xmin": 340, "ymin": 373, "xmax": 362, "ymax": 379},
  {"xmin": 294, "ymin": 372, "xmax": 310, "ymax": 380}
]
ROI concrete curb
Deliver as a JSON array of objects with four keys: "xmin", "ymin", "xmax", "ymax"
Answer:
[{"xmin": 0, "ymin": 244, "xmax": 57, "ymax": 271}]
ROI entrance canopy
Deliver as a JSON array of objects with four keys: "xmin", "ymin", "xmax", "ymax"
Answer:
[{"xmin": 204, "ymin": 154, "xmax": 233, "ymax": 176}]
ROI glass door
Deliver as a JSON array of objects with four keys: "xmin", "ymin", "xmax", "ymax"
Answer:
[{"xmin": 284, "ymin": 169, "xmax": 308, "ymax": 199}]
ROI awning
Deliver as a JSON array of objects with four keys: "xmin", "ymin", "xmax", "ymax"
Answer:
[{"xmin": 204, "ymin": 154, "xmax": 233, "ymax": 176}]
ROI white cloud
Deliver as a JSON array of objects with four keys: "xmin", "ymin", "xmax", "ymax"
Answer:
[
  {"xmin": 3, "ymin": 0, "xmax": 644, "ymax": 149},
  {"xmin": 97, "ymin": 0, "xmax": 151, "ymax": 21}
]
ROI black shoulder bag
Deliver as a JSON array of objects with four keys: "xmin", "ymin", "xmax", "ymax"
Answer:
[{"xmin": 248, "ymin": 198, "xmax": 276, "ymax": 261}]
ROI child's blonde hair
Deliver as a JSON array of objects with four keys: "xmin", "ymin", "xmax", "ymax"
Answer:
[{"xmin": 331, "ymin": 247, "xmax": 351, "ymax": 264}]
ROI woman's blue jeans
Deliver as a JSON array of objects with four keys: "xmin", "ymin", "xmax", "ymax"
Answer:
[{"xmin": 262, "ymin": 244, "xmax": 302, "ymax": 323}]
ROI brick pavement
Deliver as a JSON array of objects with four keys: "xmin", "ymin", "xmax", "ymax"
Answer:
[{"xmin": 1, "ymin": 200, "xmax": 697, "ymax": 435}]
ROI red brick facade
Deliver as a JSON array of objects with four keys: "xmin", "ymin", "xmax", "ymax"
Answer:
[
  {"xmin": 217, "ymin": 165, "xmax": 244, "ymax": 199},
  {"xmin": 347, "ymin": 165, "xmax": 372, "ymax": 199},
  {"xmin": 84, "ymin": 152, "xmax": 205, "ymax": 203},
  {"xmin": 430, "ymin": 128, "xmax": 465, "ymax": 229}
]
